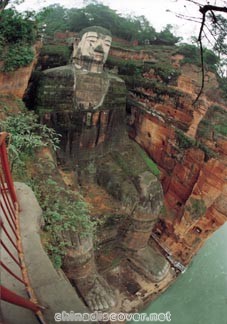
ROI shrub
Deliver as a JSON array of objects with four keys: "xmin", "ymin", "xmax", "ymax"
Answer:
[
  {"xmin": 176, "ymin": 129, "xmax": 217, "ymax": 160},
  {"xmin": 186, "ymin": 198, "xmax": 207, "ymax": 220},
  {"xmin": 0, "ymin": 9, "xmax": 37, "ymax": 71},
  {"xmin": 0, "ymin": 111, "xmax": 60, "ymax": 172},
  {"xmin": 152, "ymin": 63, "xmax": 180, "ymax": 84},
  {"xmin": 0, "ymin": 9, "xmax": 36, "ymax": 44},
  {"xmin": 177, "ymin": 43, "xmax": 199, "ymax": 62},
  {"xmin": 41, "ymin": 45, "xmax": 71, "ymax": 59},
  {"xmin": 2, "ymin": 43, "xmax": 34, "ymax": 71},
  {"xmin": 29, "ymin": 176, "xmax": 93, "ymax": 268},
  {"xmin": 177, "ymin": 43, "xmax": 219, "ymax": 72},
  {"xmin": 135, "ymin": 145, "xmax": 160, "ymax": 176},
  {"xmin": 214, "ymin": 124, "xmax": 227, "ymax": 136},
  {"xmin": 106, "ymin": 56, "xmax": 142, "ymax": 76}
]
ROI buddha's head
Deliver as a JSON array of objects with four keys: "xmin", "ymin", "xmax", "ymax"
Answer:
[{"xmin": 73, "ymin": 26, "xmax": 112, "ymax": 72}]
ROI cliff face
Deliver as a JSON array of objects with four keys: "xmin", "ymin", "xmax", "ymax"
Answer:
[
  {"xmin": 2, "ymin": 34, "xmax": 227, "ymax": 313},
  {"xmin": 127, "ymin": 60, "xmax": 227, "ymax": 266},
  {"xmin": 33, "ymin": 39, "xmax": 227, "ymax": 268},
  {"xmin": 0, "ymin": 42, "xmax": 41, "ymax": 99},
  {"xmin": 2, "ymin": 34, "xmax": 226, "ymax": 270}
]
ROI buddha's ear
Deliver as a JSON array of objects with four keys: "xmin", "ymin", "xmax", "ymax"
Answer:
[{"xmin": 72, "ymin": 41, "xmax": 81, "ymax": 59}]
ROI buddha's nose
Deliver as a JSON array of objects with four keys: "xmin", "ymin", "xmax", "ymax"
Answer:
[{"xmin": 94, "ymin": 43, "xmax": 104, "ymax": 53}]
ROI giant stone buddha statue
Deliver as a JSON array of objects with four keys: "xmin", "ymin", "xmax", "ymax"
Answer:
[
  {"xmin": 35, "ymin": 26, "xmax": 170, "ymax": 312},
  {"xmin": 36, "ymin": 26, "xmax": 126, "ymax": 167}
]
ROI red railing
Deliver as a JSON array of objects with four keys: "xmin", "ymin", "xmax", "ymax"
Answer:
[{"xmin": 0, "ymin": 132, "xmax": 45, "ymax": 323}]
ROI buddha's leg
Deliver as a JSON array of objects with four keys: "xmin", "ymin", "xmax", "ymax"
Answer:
[
  {"xmin": 63, "ymin": 236, "xmax": 116, "ymax": 311},
  {"xmin": 122, "ymin": 172, "xmax": 170, "ymax": 282}
]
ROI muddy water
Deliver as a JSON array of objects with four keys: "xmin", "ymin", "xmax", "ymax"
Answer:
[{"xmin": 131, "ymin": 222, "xmax": 227, "ymax": 324}]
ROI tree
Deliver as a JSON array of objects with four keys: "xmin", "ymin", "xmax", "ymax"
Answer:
[
  {"xmin": 0, "ymin": 0, "xmax": 23, "ymax": 13},
  {"xmin": 36, "ymin": 4, "xmax": 70, "ymax": 36},
  {"xmin": 0, "ymin": 8, "xmax": 36, "ymax": 43},
  {"xmin": 208, "ymin": 14, "xmax": 227, "ymax": 77},
  {"xmin": 181, "ymin": 1, "xmax": 227, "ymax": 102},
  {"xmin": 38, "ymin": 3, "xmax": 157, "ymax": 42},
  {"xmin": 133, "ymin": 15, "xmax": 156, "ymax": 43},
  {"xmin": 155, "ymin": 24, "xmax": 182, "ymax": 45}
]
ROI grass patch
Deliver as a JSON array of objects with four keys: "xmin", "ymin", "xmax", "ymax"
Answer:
[{"xmin": 135, "ymin": 144, "xmax": 160, "ymax": 176}]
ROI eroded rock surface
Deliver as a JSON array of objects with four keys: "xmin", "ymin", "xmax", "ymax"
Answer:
[
  {"xmin": 24, "ymin": 29, "xmax": 227, "ymax": 313},
  {"xmin": 34, "ymin": 27, "xmax": 169, "ymax": 313}
]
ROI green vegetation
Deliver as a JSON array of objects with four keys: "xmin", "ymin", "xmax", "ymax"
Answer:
[
  {"xmin": 135, "ymin": 145, "xmax": 160, "ymax": 176},
  {"xmin": 37, "ymin": 3, "xmax": 180, "ymax": 44},
  {"xmin": 107, "ymin": 57, "xmax": 143, "ymax": 76},
  {"xmin": 2, "ymin": 43, "xmax": 34, "ymax": 71},
  {"xmin": 111, "ymin": 151, "xmax": 135, "ymax": 178},
  {"xmin": 0, "ymin": 101, "xmax": 94, "ymax": 269},
  {"xmin": 197, "ymin": 104, "xmax": 227, "ymax": 139},
  {"xmin": 111, "ymin": 143, "xmax": 160, "ymax": 178},
  {"xmin": 79, "ymin": 25, "xmax": 112, "ymax": 37},
  {"xmin": 151, "ymin": 62, "xmax": 180, "ymax": 84},
  {"xmin": 218, "ymin": 76, "xmax": 227, "ymax": 100},
  {"xmin": 0, "ymin": 9, "xmax": 36, "ymax": 43},
  {"xmin": 175, "ymin": 129, "xmax": 217, "ymax": 160},
  {"xmin": 153, "ymin": 24, "xmax": 182, "ymax": 45},
  {"xmin": 177, "ymin": 43, "xmax": 219, "ymax": 73},
  {"xmin": 176, "ymin": 129, "xmax": 195, "ymax": 150},
  {"xmin": 210, "ymin": 14, "xmax": 227, "ymax": 78},
  {"xmin": 0, "ymin": 9, "xmax": 36, "ymax": 71},
  {"xmin": 123, "ymin": 76, "xmax": 183, "ymax": 100},
  {"xmin": 177, "ymin": 43, "xmax": 200, "ymax": 64},
  {"xmin": 40, "ymin": 44, "xmax": 71, "ymax": 58},
  {"xmin": 0, "ymin": 111, "xmax": 59, "ymax": 173},
  {"xmin": 0, "ymin": 0, "xmax": 24, "ymax": 12},
  {"xmin": 214, "ymin": 124, "xmax": 227, "ymax": 136},
  {"xmin": 186, "ymin": 198, "xmax": 207, "ymax": 220},
  {"xmin": 40, "ymin": 45, "xmax": 71, "ymax": 67},
  {"xmin": 29, "ymin": 176, "xmax": 93, "ymax": 268}
]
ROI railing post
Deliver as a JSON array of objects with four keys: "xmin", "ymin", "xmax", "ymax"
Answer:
[
  {"xmin": 0, "ymin": 132, "xmax": 17, "ymax": 205},
  {"xmin": 1, "ymin": 285, "xmax": 42, "ymax": 313}
]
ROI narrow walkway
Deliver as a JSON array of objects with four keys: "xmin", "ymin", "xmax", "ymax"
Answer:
[
  {"xmin": 1, "ymin": 182, "xmax": 90, "ymax": 324},
  {"xmin": 1, "ymin": 184, "xmax": 38, "ymax": 324}
]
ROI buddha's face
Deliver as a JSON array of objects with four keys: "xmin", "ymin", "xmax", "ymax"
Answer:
[{"xmin": 76, "ymin": 31, "xmax": 112, "ymax": 65}]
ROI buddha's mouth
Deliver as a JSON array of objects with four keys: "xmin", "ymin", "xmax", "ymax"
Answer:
[{"xmin": 93, "ymin": 51, "xmax": 104, "ymax": 61}]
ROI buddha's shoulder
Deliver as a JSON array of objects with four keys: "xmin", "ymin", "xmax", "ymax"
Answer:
[
  {"xmin": 106, "ymin": 72, "xmax": 125, "ymax": 84},
  {"xmin": 43, "ymin": 65, "xmax": 74, "ymax": 78}
]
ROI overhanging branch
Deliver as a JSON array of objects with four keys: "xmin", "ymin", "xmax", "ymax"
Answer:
[{"xmin": 192, "ymin": 3, "xmax": 227, "ymax": 105}]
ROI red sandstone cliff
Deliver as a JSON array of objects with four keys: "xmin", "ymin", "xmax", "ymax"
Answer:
[
  {"xmin": 127, "ymin": 57, "xmax": 227, "ymax": 266},
  {"xmin": 0, "ymin": 42, "xmax": 41, "ymax": 99}
]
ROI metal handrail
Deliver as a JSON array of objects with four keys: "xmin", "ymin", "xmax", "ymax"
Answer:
[{"xmin": 0, "ymin": 132, "xmax": 46, "ymax": 323}]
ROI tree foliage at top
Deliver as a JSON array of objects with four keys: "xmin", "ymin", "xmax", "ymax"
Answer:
[
  {"xmin": 153, "ymin": 24, "xmax": 182, "ymax": 45},
  {"xmin": 0, "ymin": 7, "xmax": 36, "ymax": 71},
  {"xmin": 0, "ymin": 8, "xmax": 36, "ymax": 43},
  {"xmin": 0, "ymin": 0, "xmax": 23, "ymax": 12},
  {"xmin": 37, "ymin": 3, "xmax": 181, "ymax": 45},
  {"xmin": 177, "ymin": 0, "xmax": 227, "ymax": 102},
  {"xmin": 177, "ymin": 43, "xmax": 219, "ymax": 71}
]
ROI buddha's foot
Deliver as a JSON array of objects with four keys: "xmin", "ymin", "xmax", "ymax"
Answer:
[
  {"xmin": 83, "ymin": 275, "xmax": 116, "ymax": 311},
  {"xmin": 127, "ymin": 245, "xmax": 170, "ymax": 282}
]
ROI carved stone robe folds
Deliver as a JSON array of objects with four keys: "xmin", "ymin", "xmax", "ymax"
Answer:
[{"xmin": 35, "ymin": 65, "xmax": 126, "ymax": 166}]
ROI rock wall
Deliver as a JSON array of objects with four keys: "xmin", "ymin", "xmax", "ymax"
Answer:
[
  {"xmin": 128, "ymin": 62, "xmax": 227, "ymax": 266},
  {"xmin": 109, "ymin": 47, "xmax": 155, "ymax": 61}
]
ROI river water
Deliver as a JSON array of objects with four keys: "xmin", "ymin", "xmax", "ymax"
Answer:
[{"xmin": 131, "ymin": 222, "xmax": 227, "ymax": 324}]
